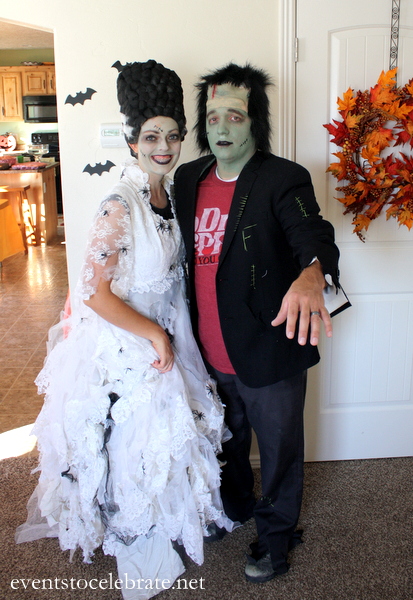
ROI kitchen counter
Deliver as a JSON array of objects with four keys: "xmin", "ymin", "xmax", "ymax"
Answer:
[
  {"xmin": 0, "ymin": 162, "xmax": 58, "ymax": 172},
  {"xmin": 0, "ymin": 163, "xmax": 60, "ymax": 244}
]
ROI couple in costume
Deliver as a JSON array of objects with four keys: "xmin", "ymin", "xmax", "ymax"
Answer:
[{"xmin": 16, "ymin": 59, "xmax": 340, "ymax": 597}]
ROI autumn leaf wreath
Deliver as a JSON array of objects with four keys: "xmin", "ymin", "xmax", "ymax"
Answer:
[{"xmin": 324, "ymin": 69, "xmax": 413, "ymax": 240}]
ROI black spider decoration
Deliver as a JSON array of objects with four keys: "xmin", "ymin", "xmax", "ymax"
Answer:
[
  {"xmin": 139, "ymin": 186, "xmax": 151, "ymax": 198},
  {"xmin": 61, "ymin": 466, "xmax": 77, "ymax": 482},
  {"xmin": 118, "ymin": 347, "xmax": 124, "ymax": 354},
  {"xmin": 120, "ymin": 246, "xmax": 129, "ymax": 254},
  {"xmin": 102, "ymin": 209, "xmax": 110, "ymax": 217},
  {"xmin": 206, "ymin": 383, "xmax": 214, "ymax": 397},
  {"xmin": 192, "ymin": 410, "xmax": 206, "ymax": 422},
  {"xmin": 156, "ymin": 220, "xmax": 172, "ymax": 234}
]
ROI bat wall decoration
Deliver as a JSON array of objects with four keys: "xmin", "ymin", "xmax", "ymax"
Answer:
[
  {"xmin": 65, "ymin": 88, "xmax": 97, "ymax": 106},
  {"xmin": 83, "ymin": 161, "xmax": 116, "ymax": 176}
]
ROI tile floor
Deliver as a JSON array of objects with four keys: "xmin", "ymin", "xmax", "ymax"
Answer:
[{"xmin": 0, "ymin": 232, "xmax": 68, "ymax": 435}]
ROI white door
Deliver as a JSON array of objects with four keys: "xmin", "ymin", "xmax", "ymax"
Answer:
[{"xmin": 295, "ymin": 0, "xmax": 413, "ymax": 460}]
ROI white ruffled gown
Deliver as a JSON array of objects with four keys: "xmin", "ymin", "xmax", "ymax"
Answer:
[{"xmin": 15, "ymin": 160, "xmax": 233, "ymax": 599}]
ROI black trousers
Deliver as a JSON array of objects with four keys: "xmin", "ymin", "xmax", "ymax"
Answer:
[{"xmin": 207, "ymin": 365, "xmax": 307, "ymax": 574}]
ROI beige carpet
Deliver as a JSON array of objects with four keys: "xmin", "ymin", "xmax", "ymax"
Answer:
[{"xmin": 1, "ymin": 454, "xmax": 412, "ymax": 600}]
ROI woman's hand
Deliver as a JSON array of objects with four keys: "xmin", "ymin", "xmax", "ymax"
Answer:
[
  {"xmin": 84, "ymin": 278, "xmax": 175, "ymax": 373},
  {"xmin": 151, "ymin": 329, "xmax": 174, "ymax": 373}
]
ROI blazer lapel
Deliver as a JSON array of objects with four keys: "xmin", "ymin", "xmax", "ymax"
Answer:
[{"xmin": 219, "ymin": 152, "xmax": 263, "ymax": 267}]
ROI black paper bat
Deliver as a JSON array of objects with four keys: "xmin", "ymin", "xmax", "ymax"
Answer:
[
  {"xmin": 112, "ymin": 60, "xmax": 127, "ymax": 73},
  {"xmin": 65, "ymin": 88, "xmax": 97, "ymax": 106},
  {"xmin": 83, "ymin": 161, "xmax": 116, "ymax": 176}
]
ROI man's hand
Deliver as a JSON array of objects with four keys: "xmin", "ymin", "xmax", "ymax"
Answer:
[{"xmin": 271, "ymin": 262, "xmax": 332, "ymax": 346}]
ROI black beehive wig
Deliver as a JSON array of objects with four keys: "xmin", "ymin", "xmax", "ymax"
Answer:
[
  {"xmin": 194, "ymin": 62, "xmax": 273, "ymax": 154},
  {"xmin": 117, "ymin": 59, "xmax": 186, "ymax": 144}
]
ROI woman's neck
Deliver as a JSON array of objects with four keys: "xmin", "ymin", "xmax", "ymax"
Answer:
[{"xmin": 147, "ymin": 174, "xmax": 167, "ymax": 209}]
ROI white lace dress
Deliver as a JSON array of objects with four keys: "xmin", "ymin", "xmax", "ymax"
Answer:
[{"xmin": 16, "ymin": 160, "xmax": 233, "ymax": 599}]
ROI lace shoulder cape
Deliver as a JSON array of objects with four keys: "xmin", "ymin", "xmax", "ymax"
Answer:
[{"xmin": 76, "ymin": 159, "xmax": 185, "ymax": 303}]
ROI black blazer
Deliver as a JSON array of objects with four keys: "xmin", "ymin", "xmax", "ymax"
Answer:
[{"xmin": 174, "ymin": 151, "xmax": 340, "ymax": 388}]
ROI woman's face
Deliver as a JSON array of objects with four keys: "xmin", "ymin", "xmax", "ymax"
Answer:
[{"xmin": 129, "ymin": 116, "xmax": 181, "ymax": 180}]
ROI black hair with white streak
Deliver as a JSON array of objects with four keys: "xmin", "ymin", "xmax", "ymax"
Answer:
[
  {"xmin": 117, "ymin": 59, "xmax": 187, "ymax": 148},
  {"xmin": 194, "ymin": 62, "xmax": 273, "ymax": 154}
]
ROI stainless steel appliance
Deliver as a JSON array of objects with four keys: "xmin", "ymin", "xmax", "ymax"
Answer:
[{"xmin": 23, "ymin": 96, "xmax": 58, "ymax": 123}]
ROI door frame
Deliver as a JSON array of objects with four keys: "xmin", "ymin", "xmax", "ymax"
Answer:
[{"xmin": 277, "ymin": 0, "xmax": 296, "ymax": 161}]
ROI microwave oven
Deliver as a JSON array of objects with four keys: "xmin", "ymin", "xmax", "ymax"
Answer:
[{"xmin": 23, "ymin": 95, "xmax": 58, "ymax": 123}]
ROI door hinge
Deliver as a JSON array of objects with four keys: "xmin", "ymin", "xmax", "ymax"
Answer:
[{"xmin": 294, "ymin": 37, "xmax": 299, "ymax": 62}]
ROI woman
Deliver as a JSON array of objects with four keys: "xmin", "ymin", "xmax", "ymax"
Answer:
[{"xmin": 16, "ymin": 60, "xmax": 233, "ymax": 599}]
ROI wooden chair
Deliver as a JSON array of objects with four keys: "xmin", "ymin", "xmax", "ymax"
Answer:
[{"xmin": 0, "ymin": 184, "xmax": 33, "ymax": 253}]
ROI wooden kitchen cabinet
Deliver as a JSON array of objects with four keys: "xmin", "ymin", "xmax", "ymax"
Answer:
[
  {"xmin": 0, "ymin": 164, "xmax": 59, "ymax": 244},
  {"xmin": 21, "ymin": 66, "xmax": 56, "ymax": 95},
  {"xmin": 0, "ymin": 69, "xmax": 23, "ymax": 121}
]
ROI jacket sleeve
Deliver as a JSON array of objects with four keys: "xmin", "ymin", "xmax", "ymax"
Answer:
[{"xmin": 271, "ymin": 161, "xmax": 340, "ymax": 286}]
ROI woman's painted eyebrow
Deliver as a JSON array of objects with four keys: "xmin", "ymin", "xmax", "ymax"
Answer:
[{"xmin": 141, "ymin": 128, "xmax": 179, "ymax": 134}]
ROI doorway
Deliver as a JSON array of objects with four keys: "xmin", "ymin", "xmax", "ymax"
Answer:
[{"xmin": 285, "ymin": 0, "xmax": 413, "ymax": 461}]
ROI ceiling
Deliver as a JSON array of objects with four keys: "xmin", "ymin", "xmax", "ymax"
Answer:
[{"xmin": 0, "ymin": 21, "xmax": 54, "ymax": 50}]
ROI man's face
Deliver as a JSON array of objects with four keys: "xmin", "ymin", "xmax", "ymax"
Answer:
[{"xmin": 206, "ymin": 84, "xmax": 256, "ymax": 177}]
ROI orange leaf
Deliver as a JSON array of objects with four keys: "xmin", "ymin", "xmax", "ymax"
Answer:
[
  {"xmin": 387, "ymin": 101, "xmax": 412, "ymax": 120},
  {"xmin": 353, "ymin": 214, "xmax": 372, "ymax": 233},
  {"xmin": 361, "ymin": 145, "xmax": 380, "ymax": 164},
  {"xmin": 354, "ymin": 180, "xmax": 370, "ymax": 199},
  {"xmin": 338, "ymin": 194, "xmax": 358, "ymax": 207},
  {"xmin": 345, "ymin": 113, "xmax": 361, "ymax": 129},
  {"xmin": 327, "ymin": 152, "xmax": 348, "ymax": 180},
  {"xmin": 366, "ymin": 127, "xmax": 393, "ymax": 151},
  {"xmin": 370, "ymin": 70, "xmax": 397, "ymax": 107},
  {"xmin": 376, "ymin": 69, "xmax": 398, "ymax": 89},
  {"xmin": 393, "ymin": 207, "xmax": 413, "ymax": 229},
  {"xmin": 337, "ymin": 88, "xmax": 357, "ymax": 115},
  {"xmin": 406, "ymin": 80, "xmax": 413, "ymax": 96}
]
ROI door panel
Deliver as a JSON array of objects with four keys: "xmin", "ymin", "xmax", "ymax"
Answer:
[{"xmin": 296, "ymin": 0, "xmax": 413, "ymax": 460}]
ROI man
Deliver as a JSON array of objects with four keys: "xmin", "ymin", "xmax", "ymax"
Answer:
[{"xmin": 174, "ymin": 63, "xmax": 340, "ymax": 583}]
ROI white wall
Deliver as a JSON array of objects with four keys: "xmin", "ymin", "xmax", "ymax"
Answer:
[{"xmin": 1, "ymin": 0, "xmax": 280, "ymax": 289}]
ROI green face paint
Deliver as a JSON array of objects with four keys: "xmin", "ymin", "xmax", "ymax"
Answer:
[{"xmin": 206, "ymin": 85, "xmax": 256, "ymax": 178}]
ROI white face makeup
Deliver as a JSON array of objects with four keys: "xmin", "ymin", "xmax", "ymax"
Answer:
[
  {"xmin": 129, "ymin": 116, "xmax": 181, "ymax": 181},
  {"xmin": 206, "ymin": 85, "xmax": 256, "ymax": 178}
]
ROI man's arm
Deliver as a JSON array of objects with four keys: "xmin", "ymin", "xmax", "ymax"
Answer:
[{"xmin": 271, "ymin": 261, "xmax": 332, "ymax": 346}]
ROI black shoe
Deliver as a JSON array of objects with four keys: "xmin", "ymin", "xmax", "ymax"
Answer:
[
  {"xmin": 204, "ymin": 523, "xmax": 227, "ymax": 543},
  {"xmin": 245, "ymin": 552, "xmax": 277, "ymax": 583}
]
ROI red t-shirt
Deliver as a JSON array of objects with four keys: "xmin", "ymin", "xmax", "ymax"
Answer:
[{"xmin": 194, "ymin": 168, "xmax": 236, "ymax": 374}]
